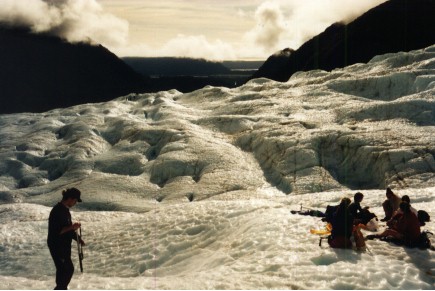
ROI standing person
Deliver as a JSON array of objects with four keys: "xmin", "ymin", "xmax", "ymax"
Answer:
[
  {"xmin": 47, "ymin": 188, "xmax": 85, "ymax": 290},
  {"xmin": 381, "ymin": 188, "xmax": 401, "ymax": 221}
]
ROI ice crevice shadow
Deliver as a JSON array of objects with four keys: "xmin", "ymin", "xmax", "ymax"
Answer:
[{"xmin": 235, "ymin": 128, "xmax": 435, "ymax": 194}]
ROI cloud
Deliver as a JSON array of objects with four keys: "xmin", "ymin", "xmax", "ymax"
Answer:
[
  {"xmin": 0, "ymin": 0, "xmax": 129, "ymax": 47},
  {"xmin": 0, "ymin": 0, "xmax": 387, "ymax": 60},
  {"xmin": 269, "ymin": 0, "xmax": 387, "ymax": 50},
  {"xmin": 113, "ymin": 0, "xmax": 387, "ymax": 60},
  {"xmin": 242, "ymin": 0, "xmax": 387, "ymax": 55},
  {"xmin": 244, "ymin": 1, "xmax": 287, "ymax": 52},
  {"xmin": 114, "ymin": 34, "xmax": 237, "ymax": 61}
]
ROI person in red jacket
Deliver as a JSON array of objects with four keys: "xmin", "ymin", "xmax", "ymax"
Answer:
[{"xmin": 369, "ymin": 201, "xmax": 421, "ymax": 246}]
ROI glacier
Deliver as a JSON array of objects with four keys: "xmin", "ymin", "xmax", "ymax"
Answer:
[{"xmin": 0, "ymin": 46, "xmax": 434, "ymax": 289}]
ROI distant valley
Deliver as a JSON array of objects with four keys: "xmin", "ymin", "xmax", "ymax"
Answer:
[{"xmin": 123, "ymin": 57, "xmax": 264, "ymax": 92}]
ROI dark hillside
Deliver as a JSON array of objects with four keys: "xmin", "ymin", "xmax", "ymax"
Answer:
[
  {"xmin": 222, "ymin": 60, "xmax": 264, "ymax": 71},
  {"xmin": 0, "ymin": 26, "xmax": 148, "ymax": 114},
  {"xmin": 251, "ymin": 0, "xmax": 435, "ymax": 82},
  {"xmin": 123, "ymin": 57, "xmax": 261, "ymax": 93},
  {"xmin": 123, "ymin": 57, "xmax": 231, "ymax": 76}
]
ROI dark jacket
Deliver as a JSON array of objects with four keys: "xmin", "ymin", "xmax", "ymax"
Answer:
[
  {"xmin": 47, "ymin": 202, "xmax": 76, "ymax": 257},
  {"xmin": 331, "ymin": 208, "xmax": 354, "ymax": 239},
  {"xmin": 348, "ymin": 202, "xmax": 362, "ymax": 218},
  {"xmin": 396, "ymin": 212, "xmax": 421, "ymax": 245}
]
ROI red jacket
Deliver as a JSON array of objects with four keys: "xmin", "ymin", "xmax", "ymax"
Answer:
[{"xmin": 396, "ymin": 212, "xmax": 421, "ymax": 244}]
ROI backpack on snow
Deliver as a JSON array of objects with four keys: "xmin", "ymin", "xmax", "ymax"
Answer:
[
  {"xmin": 415, "ymin": 230, "xmax": 433, "ymax": 249},
  {"xmin": 377, "ymin": 231, "xmax": 433, "ymax": 250},
  {"xmin": 417, "ymin": 210, "xmax": 430, "ymax": 226}
]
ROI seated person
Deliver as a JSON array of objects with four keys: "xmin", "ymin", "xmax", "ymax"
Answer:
[
  {"xmin": 381, "ymin": 188, "xmax": 401, "ymax": 221},
  {"xmin": 395, "ymin": 195, "xmax": 417, "ymax": 216},
  {"xmin": 387, "ymin": 195, "xmax": 417, "ymax": 228},
  {"xmin": 348, "ymin": 192, "xmax": 377, "ymax": 225},
  {"xmin": 348, "ymin": 192, "xmax": 364, "ymax": 219},
  {"xmin": 328, "ymin": 198, "xmax": 354, "ymax": 249},
  {"xmin": 368, "ymin": 202, "xmax": 421, "ymax": 246}
]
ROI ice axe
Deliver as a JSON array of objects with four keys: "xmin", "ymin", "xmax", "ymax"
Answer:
[{"xmin": 76, "ymin": 227, "xmax": 84, "ymax": 273}]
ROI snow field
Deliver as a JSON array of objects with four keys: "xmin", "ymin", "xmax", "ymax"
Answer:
[{"xmin": 1, "ymin": 186, "xmax": 434, "ymax": 289}]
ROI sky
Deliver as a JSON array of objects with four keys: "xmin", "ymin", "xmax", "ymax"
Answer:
[{"xmin": 0, "ymin": 0, "xmax": 387, "ymax": 60}]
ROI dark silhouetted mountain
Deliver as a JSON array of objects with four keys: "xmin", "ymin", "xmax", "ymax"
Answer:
[
  {"xmin": 222, "ymin": 61, "xmax": 264, "ymax": 71},
  {"xmin": 123, "ymin": 57, "xmax": 231, "ymax": 76},
  {"xmin": 250, "ymin": 48, "xmax": 294, "ymax": 82},
  {"xmin": 251, "ymin": 0, "xmax": 435, "ymax": 82},
  {"xmin": 0, "ymin": 26, "xmax": 148, "ymax": 114}
]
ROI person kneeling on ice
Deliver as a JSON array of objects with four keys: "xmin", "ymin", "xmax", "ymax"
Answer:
[
  {"xmin": 367, "ymin": 201, "xmax": 421, "ymax": 246},
  {"xmin": 47, "ymin": 188, "xmax": 85, "ymax": 290},
  {"xmin": 328, "ymin": 197, "xmax": 354, "ymax": 249}
]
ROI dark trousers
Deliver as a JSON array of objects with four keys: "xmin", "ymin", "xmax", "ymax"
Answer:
[{"xmin": 49, "ymin": 247, "xmax": 74, "ymax": 290}]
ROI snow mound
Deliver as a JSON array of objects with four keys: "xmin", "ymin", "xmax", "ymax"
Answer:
[{"xmin": 0, "ymin": 46, "xmax": 434, "ymax": 207}]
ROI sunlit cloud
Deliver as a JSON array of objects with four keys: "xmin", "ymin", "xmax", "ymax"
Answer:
[
  {"xmin": 114, "ymin": 34, "xmax": 237, "ymax": 61},
  {"xmin": 244, "ymin": 1, "xmax": 287, "ymax": 53},
  {"xmin": 241, "ymin": 0, "xmax": 388, "ymax": 55},
  {"xmin": 0, "ymin": 0, "xmax": 129, "ymax": 47},
  {"xmin": 0, "ymin": 0, "xmax": 387, "ymax": 60},
  {"xmin": 273, "ymin": 0, "xmax": 388, "ymax": 49}
]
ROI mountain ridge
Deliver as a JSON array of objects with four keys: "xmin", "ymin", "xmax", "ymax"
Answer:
[
  {"xmin": 0, "ymin": 26, "xmax": 148, "ymax": 114},
  {"xmin": 251, "ymin": 0, "xmax": 435, "ymax": 82}
]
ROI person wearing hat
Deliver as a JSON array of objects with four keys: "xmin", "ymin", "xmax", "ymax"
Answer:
[
  {"xmin": 47, "ymin": 188, "xmax": 85, "ymax": 290},
  {"xmin": 367, "ymin": 201, "xmax": 421, "ymax": 246}
]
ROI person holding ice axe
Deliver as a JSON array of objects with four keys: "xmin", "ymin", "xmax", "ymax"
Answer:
[{"xmin": 47, "ymin": 188, "xmax": 85, "ymax": 290}]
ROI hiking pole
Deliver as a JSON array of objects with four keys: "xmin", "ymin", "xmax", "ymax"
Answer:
[{"xmin": 76, "ymin": 227, "xmax": 84, "ymax": 273}]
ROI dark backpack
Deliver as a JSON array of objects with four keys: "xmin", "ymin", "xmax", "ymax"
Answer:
[
  {"xmin": 415, "ymin": 231, "xmax": 432, "ymax": 249},
  {"xmin": 323, "ymin": 205, "xmax": 338, "ymax": 223},
  {"xmin": 402, "ymin": 230, "xmax": 433, "ymax": 249},
  {"xmin": 359, "ymin": 209, "xmax": 377, "ymax": 225},
  {"xmin": 380, "ymin": 231, "xmax": 433, "ymax": 250},
  {"xmin": 417, "ymin": 210, "xmax": 430, "ymax": 226}
]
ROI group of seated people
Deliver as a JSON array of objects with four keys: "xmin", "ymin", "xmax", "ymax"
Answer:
[{"xmin": 326, "ymin": 188, "xmax": 430, "ymax": 249}]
